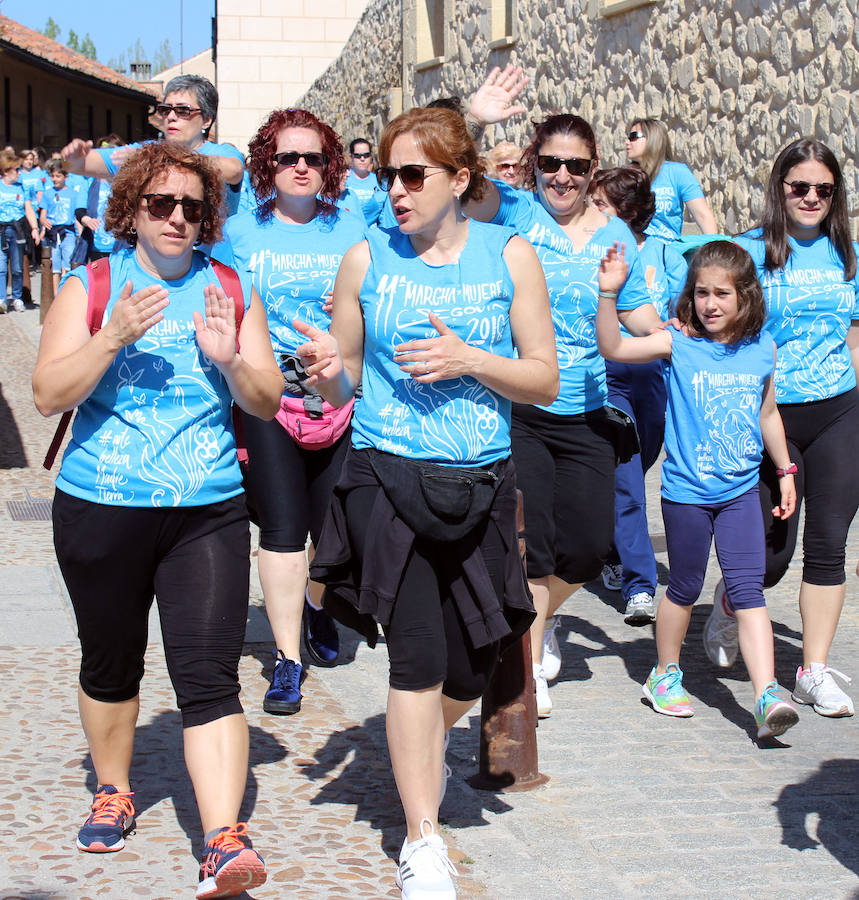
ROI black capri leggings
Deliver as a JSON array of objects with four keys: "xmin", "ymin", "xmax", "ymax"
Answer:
[
  {"xmin": 343, "ymin": 483, "xmax": 503, "ymax": 701},
  {"xmin": 53, "ymin": 490, "xmax": 250, "ymax": 728},
  {"xmin": 241, "ymin": 410, "xmax": 350, "ymax": 552},
  {"xmin": 511, "ymin": 403, "xmax": 617, "ymax": 583},
  {"xmin": 758, "ymin": 388, "xmax": 859, "ymax": 587}
]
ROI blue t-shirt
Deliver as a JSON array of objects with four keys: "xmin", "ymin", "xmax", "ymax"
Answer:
[
  {"xmin": 19, "ymin": 168, "xmax": 45, "ymax": 206},
  {"xmin": 56, "ymin": 248, "xmax": 253, "ymax": 507},
  {"xmin": 492, "ymin": 186, "xmax": 651, "ymax": 414},
  {"xmin": 89, "ymin": 179, "xmax": 116, "ymax": 253},
  {"xmin": 345, "ymin": 171, "xmax": 386, "ymax": 226},
  {"xmin": 0, "ymin": 180, "xmax": 28, "ymax": 222},
  {"xmin": 355, "ymin": 221, "xmax": 517, "ymax": 466},
  {"xmin": 735, "ymin": 229, "xmax": 859, "ymax": 404},
  {"xmin": 42, "ymin": 183, "xmax": 81, "ymax": 226},
  {"xmin": 645, "ymin": 161, "xmax": 705, "ymax": 242},
  {"xmin": 638, "ymin": 235, "xmax": 688, "ymax": 319},
  {"xmin": 662, "ymin": 328, "xmax": 775, "ymax": 504},
  {"xmin": 220, "ymin": 207, "xmax": 366, "ymax": 369}
]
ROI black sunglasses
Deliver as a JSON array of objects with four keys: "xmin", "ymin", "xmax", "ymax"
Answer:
[
  {"xmin": 627, "ymin": 131, "xmax": 646, "ymax": 141},
  {"xmin": 155, "ymin": 104, "xmax": 202, "ymax": 120},
  {"xmin": 272, "ymin": 151, "xmax": 329, "ymax": 169},
  {"xmin": 351, "ymin": 151, "xmax": 372, "ymax": 159},
  {"xmin": 536, "ymin": 156, "xmax": 592, "ymax": 176},
  {"xmin": 783, "ymin": 179, "xmax": 835, "ymax": 200},
  {"xmin": 142, "ymin": 193, "xmax": 208, "ymax": 223},
  {"xmin": 377, "ymin": 165, "xmax": 450, "ymax": 192}
]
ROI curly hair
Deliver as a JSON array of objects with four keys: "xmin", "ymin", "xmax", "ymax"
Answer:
[
  {"xmin": 378, "ymin": 107, "xmax": 487, "ymax": 204},
  {"xmin": 590, "ymin": 166, "xmax": 656, "ymax": 234},
  {"xmin": 246, "ymin": 108, "xmax": 347, "ymax": 221},
  {"xmin": 520, "ymin": 115, "xmax": 598, "ymax": 193},
  {"xmin": 103, "ymin": 142, "xmax": 225, "ymax": 246},
  {"xmin": 674, "ymin": 241, "xmax": 766, "ymax": 345}
]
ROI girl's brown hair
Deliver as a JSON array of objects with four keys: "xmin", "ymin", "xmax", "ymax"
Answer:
[
  {"xmin": 627, "ymin": 117, "xmax": 671, "ymax": 181},
  {"xmin": 520, "ymin": 114, "xmax": 597, "ymax": 192}
]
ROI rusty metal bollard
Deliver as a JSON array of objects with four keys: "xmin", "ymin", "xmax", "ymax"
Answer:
[
  {"xmin": 468, "ymin": 490, "xmax": 548, "ymax": 792},
  {"xmin": 39, "ymin": 241, "xmax": 54, "ymax": 322}
]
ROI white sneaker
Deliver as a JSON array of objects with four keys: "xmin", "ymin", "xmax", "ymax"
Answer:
[
  {"xmin": 11, "ymin": 298, "xmax": 24, "ymax": 312},
  {"xmin": 533, "ymin": 663, "xmax": 552, "ymax": 718},
  {"xmin": 396, "ymin": 818, "xmax": 457, "ymax": 899},
  {"xmin": 624, "ymin": 592, "xmax": 656, "ymax": 625},
  {"xmin": 702, "ymin": 579, "xmax": 738, "ymax": 667},
  {"xmin": 541, "ymin": 616, "xmax": 562, "ymax": 680},
  {"xmin": 601, "ymin": 563, "xmax": 623, "ymax": 591},
  {"xmin": 439, "ymin": 732, "xmax": 451, "ymax": 807},
  {"xmin": 792, "ymin": 663, "xmax": 854, "ymax": 717}
]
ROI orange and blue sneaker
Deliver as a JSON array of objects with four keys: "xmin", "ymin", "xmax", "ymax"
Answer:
[
  {"xmin": 755, "ymin": 681, "xmax": 799, "ymax": 739},
  {"xmin": 196, "ymin": 823, "xmax": 267, "ymax": 899},
  {"xmin": 76, "ymin": 785, "xmax": 135, "ymax": 852},
  {"xmin": 642, "ymin": 663, "xmax": 695, "ymax": 717}
]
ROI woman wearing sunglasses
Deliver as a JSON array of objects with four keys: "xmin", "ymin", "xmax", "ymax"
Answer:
[
  {"xmin": 218, "ymin": 108, "xmax": 366, "ymax": 716},
  {"xmin": 61, "ymin": 75, "xmax": 245, "ymax": 217},
  {"xmin": 465, "ymin": 114, "xmax": 659, "ymax": 718},
  {"xmin": 704, "ymin": 139, "xmax": 859, "ymax": 718},
  {"xmin": 296, "ymin": 106, "xmax": 558, "ymax": 899},
  {"xmin": 33, "ymin": 142, "xmax": 282, "ymax": 898},
  {"xmin": 625, "ymin": 118, "xmax": 717, "ymax": 242}
]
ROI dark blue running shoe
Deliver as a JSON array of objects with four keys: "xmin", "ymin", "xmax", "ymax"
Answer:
[
  {"xmin": 76, "ymin": 785, "xmax": 135, "ymax": 852},
  {"xmin": 263, "ymin": 650, "xmax": 303, "ymax": 715},
  {"xmin": 303, "ymin": 598, "xmax": 340, "ymax": 667}
]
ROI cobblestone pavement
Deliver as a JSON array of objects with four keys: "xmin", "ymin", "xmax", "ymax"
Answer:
[{"xmin": 1, "ymin": 298, "xmax": 857, "ymax": 899}]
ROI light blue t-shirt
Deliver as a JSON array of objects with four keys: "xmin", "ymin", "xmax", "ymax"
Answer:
[
  {"xmin": 56, "ymin": 248, "xmax": 253, "ymax": 507},
  {"xmin": 42, "ymin": 183, "xmax": 81, "ymax": 226},
  {"xmin": 645, "ymin": 161, "xmax": 705, "ymax": 243},
  {"xmin": 492, "ymin": 186, "xmax": 651, "ymax": 414},
  {"xmin": 662, "ymin": 328, "xmax": 775, "ymax": 504},
  {"xmin": 638, "ymin": 235, "xmax": 689, "ymax": 319},
  {"xmin": 345, "ymin": 171, "xmax": 386, "ymax": 226},
  {"xmin": 355, "ymin": 221, "xmax": 517, "ymax": 466},
  {"xmin": 220, "ymin": 207, "xmax": 366, "ymax": 369},
  {"xmin": 20, "ymin": 168, "xmax": 45, "ymax": 206},
  {"xmin": 735, "ymin": 229, "xmax": 859, "ymax": 404},
  {"xmin": 89, "ymin": 179, "xmax": 117, "ymax": 253},
  {"xmin": 0, "ymin": 180, "xmax": 28, "ymax": 221}
]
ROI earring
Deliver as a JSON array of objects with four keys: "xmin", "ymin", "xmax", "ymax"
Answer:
[{"xmin": 129, "ymin": 226, "xmax": 136, "ymax": 235}]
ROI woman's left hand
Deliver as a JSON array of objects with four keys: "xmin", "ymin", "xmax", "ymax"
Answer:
[
  {"xmin": 598, "ymin": 241, "xmax": 628, "ymax": 295},
  {"xmin": 468, "ymin": 65, "xmax": 529, "ymax": 126},
  {"xmin": 394, "ymin": 312, "xmax": 475, "ymax": 382},
  {"xmin": 193, "ymin": 283, "xmax": 237, "ymax": 366}
]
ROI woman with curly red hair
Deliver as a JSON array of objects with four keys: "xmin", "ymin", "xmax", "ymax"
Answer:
[
  {"xmin": 217, "ymin": 108, "xmax": 366, "ymax": 715},
  {"xmin": 33, "ymin": 141, "xmax": 282, "ymax": 898}
]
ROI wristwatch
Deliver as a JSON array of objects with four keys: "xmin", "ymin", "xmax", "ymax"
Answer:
[{"xmin": 776, "ymin": 462, "xmax": 798, "ymax": 477}]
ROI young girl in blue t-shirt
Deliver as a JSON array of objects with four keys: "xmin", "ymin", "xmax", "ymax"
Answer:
[{"xmin": 596, "ymin": 240, "xmax": 800, "ymax": 740}]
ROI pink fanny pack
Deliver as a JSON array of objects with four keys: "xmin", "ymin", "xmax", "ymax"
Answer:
[{"xmin": 275, "ymin": 395, "xmax": 354, "ymax": 449}]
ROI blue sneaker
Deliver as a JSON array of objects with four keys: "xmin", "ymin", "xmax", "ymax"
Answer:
[
  {"xmin": 263, "ymin": 650, "xmax": 303, "ymax": 715},
  {"xmin": 303, "ymin": 596, "xmax": 340, "ymax": 666},
  {"xmin": 755, "ymin": 681, "xmax": 799, "ymax": 739},
  {"xmin": 76, "ymin": 785, "xmax": 135, "ymax": 852}
]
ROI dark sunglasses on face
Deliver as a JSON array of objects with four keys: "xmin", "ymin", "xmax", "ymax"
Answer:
[
  {"xmin": 155, "ymin": 104, "xmax": 202, "ymax": 120},
  {"xmin": 142, "ymin": 193, "xmax": 208, "ymax": 223},
  {"xmin": 376, "ymin": 164, "xmax": 450, "ymax": 192},
  {"xmin": 351, "ymin": 151, "xmax": 372, "ymax": 159},
  {"xmin": 627, "ymin": 131, "xmax": 646, "ymax": 141},
  {"xmin": 783, "ymin": 179, "xmax": 835, "ymax": 200},
  {"xmin": 536, "ymin": 156, "xmax": 592, "ymax": 176},
  {"xmin": 272, "ymin": 151, "xmax": 329, "ymax": 169},
  {"xmin": 498, "ymin": 162, "xmax": 520, "ymax": 171}
]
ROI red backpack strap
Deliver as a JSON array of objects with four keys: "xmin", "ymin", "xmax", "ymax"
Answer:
[{"xmin": 43, "ymin": 259, "xmax": 112, "ymax": 470}]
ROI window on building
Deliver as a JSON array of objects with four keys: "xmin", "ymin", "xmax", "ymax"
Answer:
[
  {"xmin": 27, "ymin": 85, "xmax": 33, "ymax": 147},
  {"xmin": 416, "ymin": 0, "xmax": 447, "ymax": 68},
  {"xmin": 3, "ymin": 78, "xmax": 10, "ymax": 144},
  {"xmin": 66, "ymin": 98, "xmax": 72, "ymax": 143},
  {"xmin": 489, "ymin": 0, "xmax": 517, "ymax": 48},
  {"xmin": 590, "ymin": 0, "xmax": 656, "ymax": 17},
  {"xmin": 106, "ymin": 109, "xmax": 112, "ymax": 134}
]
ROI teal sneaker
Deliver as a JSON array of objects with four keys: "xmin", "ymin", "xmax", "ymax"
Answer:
[
  {"xmin": 642, "ymin": 663, "xmax": 694, "ymax": 717},
  {"xmin": 755, "ymin": 681, "xmax": 799, "ymax": 739}
]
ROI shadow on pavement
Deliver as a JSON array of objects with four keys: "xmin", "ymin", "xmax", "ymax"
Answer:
[{"xmin": 0, "ymin": 384, "xmax": 27, "ymax": 469}]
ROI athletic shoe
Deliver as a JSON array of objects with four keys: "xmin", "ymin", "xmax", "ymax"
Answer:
[
  {"xmin": 439, "ymin": 731, "xmax": 451, "ymax": 807},
  {"xmin": 541, "ymin": 615, "xmax": 562, "ymax": 680},
  {"xmin": 702, "ymin": 578, "xmax": 738, "ymax": 668},
  {"xmin": 76, "ymin": 785, "xmax": 135, "ymax": 853},
  {"xmin": 263, "ymin": 650, "xmax": 303, "ymax": 715},
  {"xmin": 533, "ymin": 662, "xmax": 552, "ymax": 718},
  {"xmin": 196, "ymin": 823, "xmax": 266, "ymax": 899},
  {"xmin": 792, "ymin": 663, "xmax": 854, "ymax": 717},
  {"xmin": 601, "ymin": 563, "xmax": 623, "ymax": 591},
  {"xmin": 624, "ymin": 592, "xmax": 656, "ymax": 625},
  {"xmin": 396, "ymin": 818, "xmax": 457, "ymax": 900},
  {"xmin": 755, "ymin": 681, "xmax": 799, "ymax": 739},
  {"xmin": 11, "ymin": 298, "xmax": 24, "ymax": 312},
  {"xmin": 302, "ymin": 594, "xmax": 340, "ymax": 666},
  {"xmin": 0, "ymin": 302, "xmax": 7, "ymax": 314},
  {"xmin": 642, "ymin": 664, "xmax": 695, "ymax": 717}
]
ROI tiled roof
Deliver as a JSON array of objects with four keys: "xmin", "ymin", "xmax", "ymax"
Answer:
[{"xmin": 0, "ymin": 14, "xmax": 157, "ymax": 98}]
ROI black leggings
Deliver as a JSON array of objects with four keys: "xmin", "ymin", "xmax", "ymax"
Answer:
[
  {"xmin": 759, "ymin": 388, "xmax": 859, "ymax": 587},
  {"xmin": 343, "ymin": 484, "xmax": 502, "ymax": 700},
  {"xmin": 53, "ymin": 490, "xmax": 250, "ymax": 728},
  {"xmin": 241, "ymin": 410, "xmax": 350, "ymax": 552}
]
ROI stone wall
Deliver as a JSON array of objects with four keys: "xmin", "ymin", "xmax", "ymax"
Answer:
[{"xmin": 299, "ymin": 0, "xmax": 859, "ymax": 234}]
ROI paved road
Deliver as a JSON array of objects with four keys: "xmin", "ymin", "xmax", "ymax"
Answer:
[{"xmin": 1, "ymin": 294, "xmax": 857, "ymax": 899}]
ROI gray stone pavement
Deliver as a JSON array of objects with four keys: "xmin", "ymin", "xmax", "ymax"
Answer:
[{"xmin": 1, "ymin": 290, "xmax": 857, "ymax": 899}]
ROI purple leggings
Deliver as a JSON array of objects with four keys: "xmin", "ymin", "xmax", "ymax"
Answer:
[{"xmin": 661, "ymin": 487, "xmax": 766, "ymax": 609}]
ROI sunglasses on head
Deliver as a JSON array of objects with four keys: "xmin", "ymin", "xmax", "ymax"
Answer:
[
  {"xmin": 376, "ymin": 164, "xmax": 450, "ymax": 192},
  {"xmin": 627, "ymin": 131, "xmax": 646, "ymax": 141},
  {"xmin": 272, "ymin": 151, "xmax": 329, "ymax": 169},
  {"xmin": 142, "ymin": 193, "xmax": 208, "ymax": 223},
  {"xmin": 351, "ymin": 151, "xmax": 372, "ymax": 159},
  {"xmin": 155, "ymin": 104, "xmax": 202, "ymax": 120},
  {"xmin": 783, "ymin": 179, "xmax": 835, "ymax": 200},
  {"xmin": 536, "ymin": 156, "xmax": 592, "ymax": 176}
]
